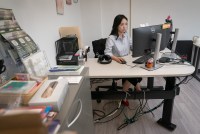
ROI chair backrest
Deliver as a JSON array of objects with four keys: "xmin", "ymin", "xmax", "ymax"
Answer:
[
  {"xmin": 92, "ymin": 38, "xmax": 107, "ymax": 58},
  {"xmin": 59, "ymin": 26, "xmax": 83, "ymax": 49}
]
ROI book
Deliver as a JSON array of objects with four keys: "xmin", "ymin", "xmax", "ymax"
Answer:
[
  {"xmin": 0, "ymin": 80, "xmax": 37, "ymax": 94},
  {"xmin": 2, "ymin": 105, "xmax": 53, "ymax": 120},
  {"xmin": 48, "ymin": 66, "xmax": 84, "ymax": 76},
  {"xmin": 49, "ymin": 65, "xmax": 81, "ymax": 72},
  {"xmin": 48, "ymin": 119, "xmax": 60, "ymax": 134}
]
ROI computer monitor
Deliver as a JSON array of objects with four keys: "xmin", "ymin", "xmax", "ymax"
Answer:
[
  {"xmin": 161, "ymin": 28, "xmax": 179, "ymax": 59},
  {"xmin": 132, "ymin": 24, "xmax": 172, "ymax": 57}
]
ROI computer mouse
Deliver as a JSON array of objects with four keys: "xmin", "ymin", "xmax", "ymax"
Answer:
[{"xmin": 121, "ymin": 60, "xmax": 127, "ymax": 64}]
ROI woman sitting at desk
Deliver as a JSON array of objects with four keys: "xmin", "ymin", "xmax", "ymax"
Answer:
[{"xmin": 104, "ymin": 14, "xmax": 142, "ymax": 92}]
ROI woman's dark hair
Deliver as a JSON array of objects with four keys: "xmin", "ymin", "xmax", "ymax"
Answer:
[{"xmin": 110, "ymin": 14, "xmax": 128, "ymax": 38}]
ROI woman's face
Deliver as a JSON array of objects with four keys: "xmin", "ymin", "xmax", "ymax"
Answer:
[{"xmin": 118, "ymin": 18, "xmax": 128, "ymax": 34}]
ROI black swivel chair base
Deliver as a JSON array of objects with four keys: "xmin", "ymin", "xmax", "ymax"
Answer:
[{"xmin": 95, "ymin": 79, "xmax": 123, "ymax": 103}]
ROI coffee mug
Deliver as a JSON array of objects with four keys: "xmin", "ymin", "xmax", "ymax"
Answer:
[
  {"xmin": 193, "ymin": 36, "xmax": 200, "ymax": 46},
  {"xmin": 0, "ymin": 59, "xmax": 6, "ymax": 74}
]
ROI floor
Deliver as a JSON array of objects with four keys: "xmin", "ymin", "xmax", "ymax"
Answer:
[{"xmin": 91, "ymin": 76, "xmax": 200, "ymax": 134}]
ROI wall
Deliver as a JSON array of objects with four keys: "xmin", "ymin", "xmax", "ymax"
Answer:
[
  {"xmin": 80, "ymin": 0, "xmax": 130, "ymax": 58},
  {"xmin": 0, "ymin": 0, "xmax": 82, "ymax": 66},
  {"xmin": 81, "ymin": 0, "xmax": 200, "ymax": 56},
  {"xmin": 131, "ymin": 0, "xmax": 200, "ymax": 40},
  {"xmin": 80, "ymin": 0, "xmax": 102, "ymax": 58}
]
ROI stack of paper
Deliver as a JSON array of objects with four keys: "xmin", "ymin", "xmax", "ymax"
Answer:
[{"xmin": 57, "ymin": 76, "xmax": 82, "ymax": 84}]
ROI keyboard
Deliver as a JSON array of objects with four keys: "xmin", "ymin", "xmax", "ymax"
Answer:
[{"xmin": 132, "ymin": 54, "xmax": 154, "ymax": 64}]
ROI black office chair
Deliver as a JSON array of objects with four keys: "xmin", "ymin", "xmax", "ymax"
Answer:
[{"xmin": 91, "ymin": 38, "xmax": 123, "ymax": 102}]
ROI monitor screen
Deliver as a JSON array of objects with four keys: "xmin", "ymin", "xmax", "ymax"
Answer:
[{"xmin": 132, "ymin": 24, "xmax": 172, "ymax": 57}]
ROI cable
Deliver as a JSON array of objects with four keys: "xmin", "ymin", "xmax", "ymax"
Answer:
[
  {"xmin": 125, "ymin": 63, "xmax": 137, "ymax": 68},
  {"xmin": 184, "ymin": 76, "xmax": 194, "ymax": 84},
  {"xmin": 103, "ymin": 101, "xmax": 118, "ymax": 111},
  {"xmin": 95, "ymin": 105, "xmax": 125, "ymax": 124},
  {"xmin": 93, "ymin": 109, "xmax": 105, "ymax": 118},
  {"xmin": 146, "ymin": 100, "xmax": 155, "ymax": 118},
  {"xmin": 117, "ymin": 100, "xmax": 164, "ymax": 130},
  {"xmin": 176, "ymin": 76, "xmax": 188, "ymax": 86},
  {"xmin": 94, "ymin": 101, "xmax": 122, "ymax": 123},
  {"xmin": 94, "ymin": 91, "xmax": 130, "ymax": 124},
  {"xmin": 127, "ymin": 104, "xmax": 137, "ymax": 111},
  {"xmin": 157, "ymin": 61, "xmax": 193, "ymax": 66}
]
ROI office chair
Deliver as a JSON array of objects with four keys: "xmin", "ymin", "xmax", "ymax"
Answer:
[
  {"xmin": 91, "ymin": 38, "xmax": 123, "ymax": 103},
  {"xmin": 59, "ymin": 26, "xmax": 83, "ymax": 49}
]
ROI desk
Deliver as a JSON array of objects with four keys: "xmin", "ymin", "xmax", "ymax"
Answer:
[
  {"xmin": 85, "ymin": 48, "xmax": 195, "ymax": 131},
  {"xmin": 85, "ymin": 52, "xmax": 194, "ymax": 78},
  {"xmin": 191, "ymin": 43, "xmax": 200, "ymax": 81}
]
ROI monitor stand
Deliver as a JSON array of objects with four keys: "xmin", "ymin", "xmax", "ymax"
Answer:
[
  {"xmin": 161, "ymin": 28, "xmax": 179, "ymax": 60},
  {"xmin": 141, "ymin": 64, "xmax": 163, "ymax": 71},
  {"xmin": 141, "ymin": 33, "xmax": 163, "ymax": 71}
]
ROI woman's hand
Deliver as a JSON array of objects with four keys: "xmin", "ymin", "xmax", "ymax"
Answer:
[{"xmin": 111, "ymin": 56, "xmax": 125, "ymax": 64}]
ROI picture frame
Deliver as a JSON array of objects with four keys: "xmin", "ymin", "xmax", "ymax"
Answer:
[{"xmin": 56, "ymin": 0, "xmax": 64, "ymax": 15}]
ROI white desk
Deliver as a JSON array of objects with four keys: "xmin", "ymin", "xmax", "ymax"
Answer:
[
  {"xmin": 85, "ymin": 48, "xmax": 194, "ymax": 78},
  {"xmin": 191, "ymin": 43, "xmax": 200, "ymax": 81},
  {"xmin": 85, "ymin": 48, "xmax": 195, "ymax": 131}
]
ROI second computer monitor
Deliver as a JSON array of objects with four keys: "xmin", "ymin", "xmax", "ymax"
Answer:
[{"xmin": 132, "ymin": 24, "xmax": 172, "ymax": 57}]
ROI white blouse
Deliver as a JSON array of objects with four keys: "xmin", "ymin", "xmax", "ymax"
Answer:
[{"xmin": 104, "ymin": 33, "xmax": 132, "ymax": 57}]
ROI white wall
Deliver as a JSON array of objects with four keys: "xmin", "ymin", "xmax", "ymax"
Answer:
[
  {"xmin": 100, "ymin": 0, "xmax": 130, "ymax": 38},
  {"xmin": 80, "ymin": 0, "xmax": 102, "ymax": 58},
  {"xmin": 131, "ymin": 0, "xmax": 200, "ymax": 40},
  {"xmin": 0, "ymin": 0, "xmax": 82, "ymax": 66},
  {"xmin": 80, "ymin": 0, "xmax": 130, "ymax": 58},
  {"xmin": 81, "ymin": 0, "xmax": 200, "ymax": 57}
]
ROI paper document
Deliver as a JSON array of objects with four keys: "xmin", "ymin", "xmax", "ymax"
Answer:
[
  {"xmin": 58, "ymin": 55, "xmax": 73, "ymax": 61},
  {"xmin": 58, "ymin": 76, "xmax": 82, "ymax": 84}
]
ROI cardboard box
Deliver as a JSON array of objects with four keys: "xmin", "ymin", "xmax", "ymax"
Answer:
[{"xmin": 29, "ymin": 79, "xmax": 69, "ymax": 112}]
